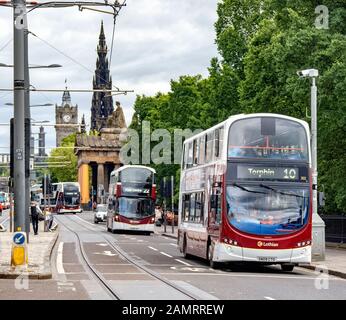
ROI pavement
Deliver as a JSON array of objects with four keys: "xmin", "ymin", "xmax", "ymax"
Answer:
[
  {"xmin": 155, "ymin": 225, "xmax": 346, "ymax": 280},
  {"xmin": 0, "ymin": 216, "xmax": 59, "ymax": 280}
]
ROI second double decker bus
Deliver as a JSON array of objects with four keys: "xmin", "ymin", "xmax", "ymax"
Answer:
[
  {"xmin": 106, "ymin": 165, "xmax": 156, "ymax": 234},
  {"xmin": 178, "ymin": 113, "xmax": 312, "ymax": 272},
  {"xmin": 54, "ymin": 182, "xmax": 82, "ymax": 214}
]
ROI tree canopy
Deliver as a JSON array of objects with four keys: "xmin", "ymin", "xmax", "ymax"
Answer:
[
  {"xmin": 48, "ymin": 134, "xmax": 78, "ymax": 183},
  {"xmin": 130, "ymin": 1, "xmax": 346, "ymax": 214}
]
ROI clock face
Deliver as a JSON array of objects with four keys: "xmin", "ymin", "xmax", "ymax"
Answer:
[{"xmin": 63, "ymin": 114, "xmax": 71, "ymax": 123}]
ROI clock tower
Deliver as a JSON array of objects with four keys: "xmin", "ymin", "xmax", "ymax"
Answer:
[{"xmin": 55, "ymin": 85, "xmax": 79, "ymax": 147}]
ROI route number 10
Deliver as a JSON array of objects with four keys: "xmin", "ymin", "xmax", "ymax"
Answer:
[{"xmin": 284, "ymin": 169, "xmax": 297, "ymax": 180}]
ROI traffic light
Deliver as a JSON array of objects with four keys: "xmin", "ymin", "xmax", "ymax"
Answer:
[
  {"xmin": 159, "ymin": 178, "xmax": 172, "ymax": 198},
  {"xmin": 42, "ymin": 176, "xmax": 52, "ymax": 196}
]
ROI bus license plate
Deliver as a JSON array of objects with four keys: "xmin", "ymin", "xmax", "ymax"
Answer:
[{"xmin": 257, "ymin": 257, "xmax": 277, "ymax": 262}]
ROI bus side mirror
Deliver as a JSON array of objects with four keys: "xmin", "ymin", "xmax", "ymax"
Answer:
[{"xmin": 318, "ymin": 191, "xmax": 326, "ymax": 207}]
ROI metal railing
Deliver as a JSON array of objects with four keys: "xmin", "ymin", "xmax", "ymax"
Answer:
[{"xmin": 322, "ymin": 215, "xmax": 346, "ymax": 243}]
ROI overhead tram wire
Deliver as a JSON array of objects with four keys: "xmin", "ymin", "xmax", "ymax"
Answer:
[
  {"xmin": 0, "ymin": 38, "xmax": 12, "ymax": 52},
  {"xmin": 27, "ymin": 1, "xmax": 127, "ymax": 96},
  {"xmin": 109, "ymin": 0, "xmax": 126, "ymax": 68},
  {"xmin": 0, "ymin": 2, "xmax": 130, "ymax": 96},
  {"xmin": 28, "ymin": 30, "xmax": 121, "ymax": 92}
]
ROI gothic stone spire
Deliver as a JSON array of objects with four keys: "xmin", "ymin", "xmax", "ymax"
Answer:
[{"xmin": 91, "ymin": 21, "xmax": 114, "ymax": 132}]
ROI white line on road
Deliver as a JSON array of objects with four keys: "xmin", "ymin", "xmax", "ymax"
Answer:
[
  {"xmin": 0, "ymin": 216, "xmax": 9, "ymax": 225},
  {"xmin": 264, "ymin": 296, "xmax": 276, "ymax": 300},
  {"xmin": 148, "ymin": 246, "xmax": 158, "ymax": 251},
  {"xmin": 175, "ymin": 259, "xmax": 192, "ymax": 266},
  {"xmin": 169, "ymin": 243, "xmax": 178, "ymax": 247},
  {"xmin": 57, "ymin": 242, "xmax": 65, "ymax": 274},
  {"xmin": 160, "ymin": 251, "xmax": 173, "ymax": 258}
]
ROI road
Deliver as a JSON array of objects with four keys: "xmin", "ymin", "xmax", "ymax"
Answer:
[{"xmin": 0, "ymin": 211, "xmax": 345, "ymax": 300}]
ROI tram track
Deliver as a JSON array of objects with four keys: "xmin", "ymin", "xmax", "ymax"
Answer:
[
  {"xmin": 58, "ymin": 215, "xmax": 199, "ymax": 300},
  {"xmin": 55, "ymin": 215, "xmax": 121, "ymax": 300}
]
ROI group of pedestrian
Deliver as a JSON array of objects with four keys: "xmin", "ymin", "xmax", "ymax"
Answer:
[{"xmin": 30, "ymin": 201, "xmax": 56, "ymax": 235}]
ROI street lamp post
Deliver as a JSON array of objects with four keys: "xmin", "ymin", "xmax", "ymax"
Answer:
[{"xmin": 297, "ymin": 68, "xmax": 325, "ymax": 261}]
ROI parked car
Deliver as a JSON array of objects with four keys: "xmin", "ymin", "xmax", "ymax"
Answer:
[{"xmin": 94, "ymin": 204, "xmax": 107, "ymax": 223}]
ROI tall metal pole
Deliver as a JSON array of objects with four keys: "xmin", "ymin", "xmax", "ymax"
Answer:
[
  {"xmin": 311, "ymin": 77, "xmax": 318, "ymax": 218},
  {"xmin": 13, "ymin": 0, "xmax": 27, "ymax": 232},
  {"xmin": 163, "ymin": 177, "xmax": 167, "ymax": 233},
  {"xmin": 310, "ymin": 74, "xmax": 325, "ymax": 260},
  {"xmin": 9, "ymin": 182, "xmax": 13, "ymax": 232},
  {"xmin": 24, "ymin": 25, "xmax": 31, "ymax": 241}
]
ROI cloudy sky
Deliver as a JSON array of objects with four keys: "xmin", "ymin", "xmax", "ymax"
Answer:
[{"xmin": 0, "ymin": 0, "xmax": 219, "ymax": 155}]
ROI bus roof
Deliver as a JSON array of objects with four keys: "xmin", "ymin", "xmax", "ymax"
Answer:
[
  {"xmin": 183, "ymin": 113, "xmax": 310, "ymax": 145},
  {"xmin": 110, "ymin": 165, "xmax": 156, "ymax": 176}
]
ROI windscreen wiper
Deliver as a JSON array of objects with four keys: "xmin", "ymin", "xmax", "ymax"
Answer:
[
  {"xmin": 232, "ymin": 183, "xmax": 266, "ymax": 195},
  {"xmin": 259, "ymin": 183, "xmax": 305, "ymax": 198}
]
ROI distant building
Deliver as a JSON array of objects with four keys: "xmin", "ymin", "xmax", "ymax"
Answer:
[
  {"xmin": 55, "ymin": 84, "xmax": 79, "ymax": 146},
  {"xmin": 0, "ymin": 153, "xmax": 10, "ymax": 164},
  {"xmin": 90, "ymin": 21, "xmax": 114, "ymax": 132}
]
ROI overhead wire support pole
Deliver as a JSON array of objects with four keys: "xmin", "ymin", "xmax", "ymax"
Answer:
[
  {"xmin": 2, "ymin": 0, "xmax": 128, "ymax": 236},
  {"xmin": 13, "ymin": 0, "xmax": 27, "ymax": 233}
]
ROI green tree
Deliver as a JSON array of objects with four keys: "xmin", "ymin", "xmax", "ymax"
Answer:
[{"xmin": 48, "ymin": 133, "xmax": 78, "ymax": 182}]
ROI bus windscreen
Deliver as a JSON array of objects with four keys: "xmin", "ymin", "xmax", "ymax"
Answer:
[{"xmin": 228, "ymin": 117, "xmax": 308, "ymax": 161}]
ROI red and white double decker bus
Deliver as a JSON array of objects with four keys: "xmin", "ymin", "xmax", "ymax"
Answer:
[
  {"xmin": 106, "ymin": 165, "xmax": 156, "ymax": 235},
  {"xmin": 178, "ymin": 114, "xmax": 312, "ymax": 272},
  {"xmin": 54, "ymin": 182, "xmax": 82, "ymax": 214}
]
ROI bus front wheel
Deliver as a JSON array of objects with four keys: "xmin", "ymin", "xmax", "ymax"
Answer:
[
  {"xmin": 208, "ymin": 242, "xmax": 220, "ymax": 269},
  {"xmin": 182, "ymin": 235, "xmax": 190, "ymax": 259},
  {"xmin": 281, "ymin": 264, "xmax": 295, "ymax": 272}
]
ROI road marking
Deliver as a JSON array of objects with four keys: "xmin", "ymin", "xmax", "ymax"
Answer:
[
  {"xmin": 175, "ymin": 259, "xmax": 192, "ymax": 266},
  {"xmin": 57, "ymin": 242, "xmax": 65, "ymax": 274},
  {"xmin": 93, "ymin": 251, "xmax": 116, "ymax": 257},
  {"xmin": 158, "ymin": 273, "xmax": 345, "ymax": 280},
  {"xmin": 0, "ymin": 216, "xmax": 9, "ymax": 225},
  {"xmin": 169, "ymin": 243, "xmax": 178, "ymax": 247},
  {"xmin": 148, "ymin": 246, "xmax": 158, "ymax": 251},
  {"xmin": 264, "ymin": 296, "xmax": 276, "ymax": 300},
  {"xmin": 160, "ymin": 251, "xmax": 173, "ymax": 258}
]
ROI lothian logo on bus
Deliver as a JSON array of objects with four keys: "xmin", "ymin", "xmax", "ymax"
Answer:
[{"xmin": 257, "ymin": 241, "xmax": 279, "ymax": 248}]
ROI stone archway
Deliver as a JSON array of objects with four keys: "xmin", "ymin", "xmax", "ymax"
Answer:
[
  {"xmin": 75, "ymin": 102, "xmax": 127, "ymax": 209},
  {"xmin": 75, "ymin": 127, "xmax": 125, "ymax": 209}
]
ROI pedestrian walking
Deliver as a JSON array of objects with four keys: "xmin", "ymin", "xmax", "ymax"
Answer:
[
  {"xmin": 0, "ymin": 202, "xmax": 3, "ymax": 216},
  {"xmin": 30, "ymin": 201, "xmax": 42, "ymax": 235}
]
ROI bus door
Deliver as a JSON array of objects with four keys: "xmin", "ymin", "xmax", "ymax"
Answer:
[{"xmin": 208, "ymin": 182, "xmax": 222, "ymax": 240}]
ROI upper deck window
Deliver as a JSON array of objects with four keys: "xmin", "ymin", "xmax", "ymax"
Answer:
[
  {"xmin": 120, "ymin": 168, "xmax": 154, "ymax": 184},
  {"xmin": 228, "ymin": 117, "xmax": 308, "ymax": 161}
]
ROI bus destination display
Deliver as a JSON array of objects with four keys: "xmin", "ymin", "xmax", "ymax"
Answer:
[{"xmin": 237, "ymin": 165, "xmax": 300, "ymax": 181}]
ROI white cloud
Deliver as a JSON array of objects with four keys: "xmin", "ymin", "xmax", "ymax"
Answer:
[{"xmin": 0, "ymin": 0, "xmax": 219, "ymax": 154}]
